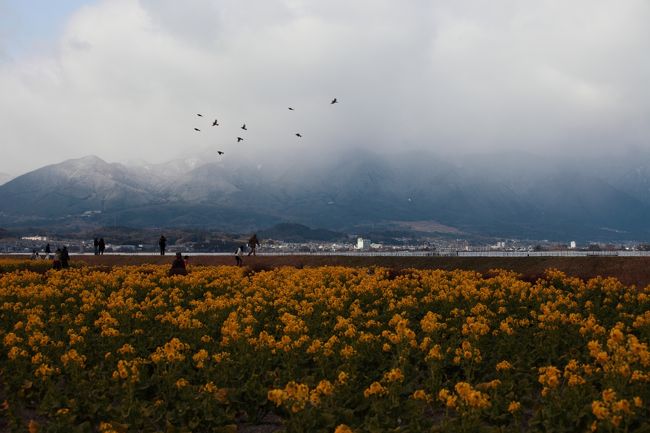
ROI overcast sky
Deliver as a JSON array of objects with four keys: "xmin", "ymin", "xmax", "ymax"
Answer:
[{"xmin": 1, "ymin": 0, "xmax": 649, "ymax": 175}]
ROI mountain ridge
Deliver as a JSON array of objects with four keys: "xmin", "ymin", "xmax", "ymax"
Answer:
[{"xmin": 2, "ymin": 152, "xmax": 650, "ymax": 241}]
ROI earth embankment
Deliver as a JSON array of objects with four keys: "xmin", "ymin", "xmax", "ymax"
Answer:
[{"xmin": 36, "ymin": 254, "xmax": 650, "ymax": 287}]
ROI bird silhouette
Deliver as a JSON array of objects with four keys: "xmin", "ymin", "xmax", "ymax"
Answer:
[
  {"xmin": 295, "ymin": 133, "xmax": 302, "ymax": 137},
  {"xmin": 197, "ymin": 114, "xmax": 203, "ymax": 117},
  {"xmin": 194, "ymin": 128, "xmax": 201, "ymax": 132},
  {"xmin": 288, "ymin": 107, "xmax": 294, "ymax": 111},
  {"xmin": 212, "ymin": 119, "xmax": 219, "ymax": 126},
  {"xmin": 217, "ymin": 151, "xmax": 224, "ymax": 155},
  {"xmin": 331, "ymin": 98, "xmax": 338, "ymax": 104},
  {"xmin": 237, "ymin": 137, "xmax": 244, "ymax": 142},
  {"xmin": 241, "ymin": 124, "xmax": 247, "ymax": 130}
]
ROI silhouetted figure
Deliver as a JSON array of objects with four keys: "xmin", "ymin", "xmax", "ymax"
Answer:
[
  {"xmin": 218, "ymin": 151, "xmax": 224, "ymax": 155},
  {"xmin": 197, "ymin": 113, "xmax": 203, "ymax": 117},
  {"xmin": 45, "ymin": 243, "xmax": 51, "ymax": 259},
  {"xmin": 31, "ymin": 249, "xmax": 39, "ymax": 260},
  {"xmin": 212, "ymin": 119, "xmax": 219, "ymax": 126},
  {"xmin": 93, "ymin": 238, "xmax": 99, "ymax": 255},
  {"xmin": 241, "ymin": 124, "xmax": 247, "ymax": 130},
  {"xmin": 98, "ymin": 238, "xmax": 106, "ymax": 255},
  {"xmin": 53, "ymin": 248, "xmax": 62, "ymax": 270},
  {"xmin": 61, "ymin": 246, "xmax": 70, "ymax": 269},
  {"xmin": 159, "ymin": 235, "xmax": 167, "ymax": 256},
  {"xmin": 194, "ymin": 128, "xmax": 201, "ymax": 132},
  {"xmin": 235, "ymin": 245, "xmax": 244, "ymax": 266},
  {"xmin": 247, "ymin": 234, "xmax": 260, "ymax": 256},
  {"xmin": 237, "ymin": 137, "xmax": 244, "ymax": 142},
  {"xmin": 288, "ymin": 107, "xmax": 294, "ymax": 110},
  {"xmin": 331, "ymin": 98, "xmax": 338, "ymax": 104},
  {"xmin": 295, "ymin": 133, "xmax": 302, "ymax": 137},
  {"xmin": 169, "ymin": 252, "xmax": 187, "ymax": 276}
]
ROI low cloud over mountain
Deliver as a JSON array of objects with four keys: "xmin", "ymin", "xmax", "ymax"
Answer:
[{"xmin": 1, "ymin": 151, "xmax": 650, "ymax": 242}]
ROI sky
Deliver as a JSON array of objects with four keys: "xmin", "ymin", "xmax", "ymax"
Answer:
[{"xmin": 1, "ymin": 0, "xmax": 649, "ymax": 176}]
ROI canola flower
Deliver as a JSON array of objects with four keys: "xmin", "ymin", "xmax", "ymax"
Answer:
[{"xmin": 0, "ymin": 263, "xmax": 648, "ymax": 432}]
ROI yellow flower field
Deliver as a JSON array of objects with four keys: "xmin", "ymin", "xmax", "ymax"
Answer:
[{"xmin": 1, "ymin": 263, "xmax": 649, "ymax": 432}]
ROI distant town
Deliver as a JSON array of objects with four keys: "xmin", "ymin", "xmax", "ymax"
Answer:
[{"xmin": 4, "ymin": 233, "xmax": 650, "ymax": 257}]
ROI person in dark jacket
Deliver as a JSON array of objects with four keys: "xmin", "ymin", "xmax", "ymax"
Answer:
[
  {"xmin": 53, "ymin": 248, "xmax": 62, "ymax": 270},
  {"xmin": 61, "ymin": 246, "xmax": 70, "ymax": 269},
  {"xmin": 168, "ymin": 252, "xmax": 187, "ymax": 276},
  {"xmin": 247, "ymin": 234, "xmax": 260, "ymax": 256},
  {"xmin": 159, "ymin": 235, "xmax": 167, "ymax": 256},
  {"xmin": 93, "ymin": 238, "xmax": 99, "ymax": 255},
  {"xmin": 45, "ymin": 243, "xmax": 51, "ymax": 259},
  {"xmin": 98, "ymin": 238, "xmax": 106, "ymax": 255}
]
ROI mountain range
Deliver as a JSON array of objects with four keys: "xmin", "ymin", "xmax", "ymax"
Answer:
[{"xmin": 1, "ymin": 151, "xmax": 650, "ymax": 242}]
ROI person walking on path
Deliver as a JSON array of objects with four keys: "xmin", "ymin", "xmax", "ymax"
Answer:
[
  {"xmin": 235, "ymin": 245, "xmax": 244, "ymax": 266},
  {"xmin": 98, "ymin": 238, "xmax": 106, "ymax": 255},
  {"xmin": 93, "ymin": 238, "xmax": 99, "ymax": 255},
  {"xmin": 247, "ymin": 234, "xmax": 260, "ymax": 256},
  {"xmin": 159, "ymin": 235, "xmax": 167, "ymax": 256},
  {"xmin": 61, "ymin": 246, "xmax": 70, "ymax": 269}
]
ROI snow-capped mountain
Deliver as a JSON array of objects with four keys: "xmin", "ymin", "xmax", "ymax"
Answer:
[{"xmin": 1, "ymin": 152, "xmax": 650, "ymax": 241}]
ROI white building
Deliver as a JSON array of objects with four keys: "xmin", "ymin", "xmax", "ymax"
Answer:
[
  {"xmin": 21, "ymin": 236, "xmax": 48, "ymax": 241},
  {"xmin": 356, "ymin": 237, "xmax": 370, "ymax": 250}
]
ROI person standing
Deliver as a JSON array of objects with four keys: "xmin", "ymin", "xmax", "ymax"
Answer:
[
  {"xmin": 168, "ymin": 252, "xmax": 188, "ymax": 276},
  {"xmin": 235, "ymin": 245, "xmax": 244, "ymax": 266},
  {"xmin": 93, "ymin": 238, "xmax": 99, "ymax": 255},
  {"xmin": 45, "ymin": 243, "xmax": 51, "ymax": 260},
  {"xmin": 159, "ymin": 235, "xmax": 167, "ymax": 256},
  {"xmin": 53, "ymin": 248, "xmax": 62, "ymax": 270},
  {"xmin": 61, "ymin": 246, "xmax": 70, "ymax": 269},
  {"xmin": 247, "ymin": 234, "xmax": 260, "ymax": 256},
  {"xmin": 98, "ymin": 238, "xmax": 106, "ymax": 255}
]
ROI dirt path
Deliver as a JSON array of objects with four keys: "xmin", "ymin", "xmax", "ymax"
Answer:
[{"xmin": 37, "ymin": 255, "xmax": 650, "ymax": 287}]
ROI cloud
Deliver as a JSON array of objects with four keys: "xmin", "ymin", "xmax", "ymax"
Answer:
[{"xmin": 0, "ymin": 0, "xmax": 649, "ymax": 175}]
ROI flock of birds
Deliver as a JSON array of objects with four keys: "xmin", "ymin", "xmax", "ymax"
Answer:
[{"xmin": 192, "ymin": 98, "xmax": 339, "ymax": 156}]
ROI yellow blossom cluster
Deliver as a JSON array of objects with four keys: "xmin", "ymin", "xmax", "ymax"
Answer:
[
  {"xmin": 0, "ymin": 264, "xmax": 649, "ymax": 432},
  {"xmin": 591, "ymin": 388, "xmax": 642, "ymax": 430},
  {"xmin": 438, "ymin": 382, "xmax": 491, "ymax": 410}
]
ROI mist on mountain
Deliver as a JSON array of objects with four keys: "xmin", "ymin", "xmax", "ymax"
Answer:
[{"xmin": 1, "ymin": 149, "xmax": 650, "ymax": 242}]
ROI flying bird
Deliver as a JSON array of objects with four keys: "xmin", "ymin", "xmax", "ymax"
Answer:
[
  {"xmin": 212, "ymin": 119, "xmax": 219, "ymax": 126},
  {"xmin": 217, "ymin": 151, "xmax": 224, "ymax": 155},
  {"xmin": 197, "ymin": 114, "xmax": 203, "ymax": 117},
  {"xmin": 331, "ymin": 98, "xmax": 338, "ymax": 104},
  {"xmin": 241, "ymin": 124, "xmax": 247, "ymax": 130},
  {"xmin": 295, "ymin": 133, "xmax": 302, "ymax": 138},
  {"xmin": 237, "ymin": 137, "xmax": 244, "ymax": 142},
  {"xmin": 288, "ymin": 107, "xmax": 294, "ymax": 111},
  {"xmin": 194, "ymin": 128, "xmax": 201, "ymax": 132}
]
